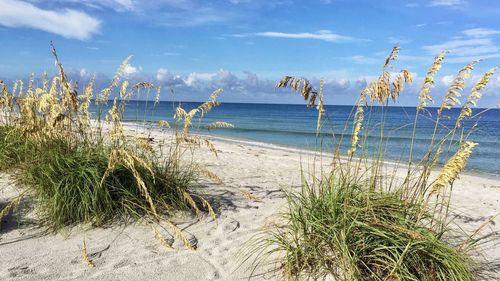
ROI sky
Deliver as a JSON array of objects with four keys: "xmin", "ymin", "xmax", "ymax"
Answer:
[{"xmin": 0, "ymin": 0, "xmax": 499, "ymax": 106}]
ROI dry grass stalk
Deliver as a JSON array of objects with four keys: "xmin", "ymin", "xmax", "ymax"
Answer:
[
  {"xmin": 193, "ymin": 164, "xmax": 224, "ymax": 185},
  {"xmin": 276, "ymin": 76, "xmax": 318, "ymax": 107},
  {"xmin": 198, "ymin": 89, "xmax": 222, "ymax": 116},
  {"xmin": 0, "ymin": 191, "xmax": 26, "ymax": 224},
  {"xmin": 158, "ymin": 120, "xmax": 170, "ymax": 128},
  {"xmin": 82, "ymin": 236, "xmax": 95, "ymax": 268},
  {"xmin": 384, "ymin": 45, "xmax": 400, "ymax": 68},
  {"xmin": 438, "ymin": 61, "xmax": 478, "ymax": 116},
  {"xmin": 430, "ymin": 141, "xmax": 477, "ymax": 195},
  {"xmin": 103, "ymin": 148, "xmax": 157, "ymax": 215},
  {"xmin": 0, "ymin": 80, "xmax": 13, "ymax": 110},
  {"xmin": 316, "ymin": 80, "xmax": 325, "ymax": 135},
  {"xmin": 456, "ymin": 67, "xmax": 498, "ymax": 127},
  {"xmin": 417, "ymin": 51, "xmax": 448, "ymax": 111},
  {"xmin": 348, "ymin": 91, "xmax": 366, "ymax": 158},
  {"xmin": 276, "ymin": 77, "xmax": 326, "ymax": 135},
  {"xmin": 152, "ymin": 225, "xmax": 174, "ymax": 251},
  {"xmin": 364, "ymin": 69, "xmax": 412, "ymax": 104},
  {"xmin": 165, "ymin": 220, "xmax": 195, "ymax": 250},
  {"xmin": 96, "ymin": 56, "xmax": 132, "ymax": 104},
  {"xmin": 362, "ymin": 47, "xmax": 412, "ymax": 104},
  {"xmin": 78, "ymin": 76, "xmax": 95, "ymax": 129},
  {"xmin": 183, "ymin": 191, "xmax": 201, "ymax": 215},
  {"xmin": 191, "ymin": 193, "xmax": 218, "ymax": 224},
  {"xmin": 241, "ymin": 190, "xmax": 260, "ymax": 202}
]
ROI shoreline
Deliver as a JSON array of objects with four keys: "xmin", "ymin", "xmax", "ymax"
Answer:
[
  {"xmin": 203, "ymin": 132, "xmax": 500, "ymax": 179},
  {"xmin": 129, "ymin": 120, "xmax": 500, "ymax": 180},
  {"xmin": 121, "ymin": 120, "xmax": 500, "ymax": 179}
]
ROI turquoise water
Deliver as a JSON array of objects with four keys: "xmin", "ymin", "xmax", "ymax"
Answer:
[{"xmin": 91, "ymin": 101, "xmax": 500, "ymax": 176}]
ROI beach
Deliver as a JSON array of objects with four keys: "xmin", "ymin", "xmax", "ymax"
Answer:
[{"xmin": 1, "ymin": 133, "xmax": 500, "ymax": 281}]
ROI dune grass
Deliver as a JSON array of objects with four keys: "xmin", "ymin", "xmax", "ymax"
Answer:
[
  {"xmin": 251, "ymin": 176, "xmax": 477, "ymax": 281},
  {"xmin": 0, "ymin": 45, "xmax": 225, "ymax": 250},
  {"xmin": 245, "ymin": 47, "xmax": 498, "ymax": 280}
]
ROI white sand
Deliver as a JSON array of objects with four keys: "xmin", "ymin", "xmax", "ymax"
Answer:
[{"xmin": 1, "ymin": 134, "xmax": 500, "ymax": 280}]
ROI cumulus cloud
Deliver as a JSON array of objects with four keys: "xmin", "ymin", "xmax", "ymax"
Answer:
[
  {"xmin": 156, "ymin": 68, "xmax": 172, "ymax": 82},
  {"xmin": 123, "ymin": 64, "xmax": 141, "ymax": 77},
  {"xmin": 0, "ymin": 0, "xmax": 100, "ymax": 40},
  {"xmin": 5, "ymin": 65, "xmax": 499, "ymax": 106},
  {"xmin": 183, "ymin": 72, "xmax": 217, "ymax": 87}
]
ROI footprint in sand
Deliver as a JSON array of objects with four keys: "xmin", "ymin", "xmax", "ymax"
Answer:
[
  {"xmin": 8, "ymin": 265, "xmax": 35, "ymax": 277},
  {"xmin": 223, "ymin": 220, "xmax": 240, "ymax": 232},
  {"xmin": 113, "ymin": 259, "xmax": 131, "ymax": 269}
]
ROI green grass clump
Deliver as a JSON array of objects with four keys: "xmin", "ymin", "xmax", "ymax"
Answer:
[
  {"xmin": 0, "ymin": 125, "xmax": 33, "ymax": 170},
  {"xmin": 254, "ymin": 176, "xmax": 476, "ymax": 281},
  {"xmin": 25, "ymin": 139, "xmax": 194, "ymax": 229}
]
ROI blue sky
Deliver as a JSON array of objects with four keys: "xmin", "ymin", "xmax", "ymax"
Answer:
[{"xmin": 0, "ymin": 0, "xmax": 499, "ymax": 106}]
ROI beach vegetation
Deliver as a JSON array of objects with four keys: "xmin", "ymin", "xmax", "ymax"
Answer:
[
  {"xmin": 245, "ymin": 46, "xmax": 498, "ymax": 280},
  {"xmin": 0, "ymin": 44, "xmax": 223, "ymax": 251}
]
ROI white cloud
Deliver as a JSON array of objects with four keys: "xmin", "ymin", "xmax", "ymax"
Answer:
[
  {"xmin": 36, "ymin": 0, "xmax": 135, "ymax": 11},
  {"xmin": 422, "ymin": 27, "xmax": 500, "ymax": 63},
  {"xmin": 462, "ymin": 28, "xmax": 500, "ymax": 38},
  {"xmin": 52, "ymin": 66, "xmax": 500, "ymax": 106},
  {"xmin": 253, "ymin": 30, "xmax": 354, "ymax": 43},
  {"xmin": 156, "ymin": 68, "xmax": 172, "ymax": 82},
  {"xmin": 428, "ymin": 0, "xmax": 467, "ymax": 7},
  {"xmin": 0, "ymin": 0, "xmax": 100, "ymax": 40},
  {"xmin": 351, "ymin": 55, "xmax": 380, "ymax": 65},
  {"xmin": 123, "ymin": 64, "xmax": 141, "ymax": 77},
  {"xmin": 423, "ymin": 38, "xmax": 492, "ymax": 52},
  {"xmin": 183, "ymin": 72, "xmax": 217, "ymax": 86}
]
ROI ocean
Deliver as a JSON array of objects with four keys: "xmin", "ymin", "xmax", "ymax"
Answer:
[{"xmin": 91, "ymin": 101, "xmax": 500, "ymax": 176}]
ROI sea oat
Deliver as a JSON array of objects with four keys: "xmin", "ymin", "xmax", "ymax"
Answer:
[
  {"xmin": 96, "ymin": 56, "xmax": 132, "ymax": 104},
  {"xmin": 348, "ymin": 91, "xmax": 366, "ymax": 157},
  {"xmin": 82, "ymin": 236, "xmax": 95, "ymax": 268},
  {"xmin": 417, "ymin": 51, "xmax": 448, "ymax": 111},
  {"xmin": 165, "ymin": 220, "xmax": 195, "ymax": 250},
  {"xmin": 152, "ymin": 225, "xmax": 174, "ymax": 251},
  {"xmin": 384, "ymin": 45, "xmax": 400, "ymax": 68},
  {"xmin": 197, "ymin": 89, "xmax": 222, "ymax": 116},
  {"xmin": 276, "ymin": 76, "xmax": 318, "ymax": 107},
  {"xmin": 430, "ymin": 141, "xmax": 477, "ymax": 195},
  {"xmin": 183, "ymin": 191, "xmax": 201, "ymax": 215},
  {"xmin": 316, "ymin": 80, "xmax": 325, "ymax": 135},
  {"xmin": 438, "ymin": 61, "xmax": 478, "ymax": 116},
  {"xmin": 456, "ymin": 67, "xmax": 498, "ymax": 127},
  {"xmin": 158, "ymin": 120, "xmax": 171, "ymax": 128}
]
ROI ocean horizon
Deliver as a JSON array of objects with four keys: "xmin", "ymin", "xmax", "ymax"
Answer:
[{"xmin": 91, "ymin": 100, "xmax": 500, "ymax": 176}]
